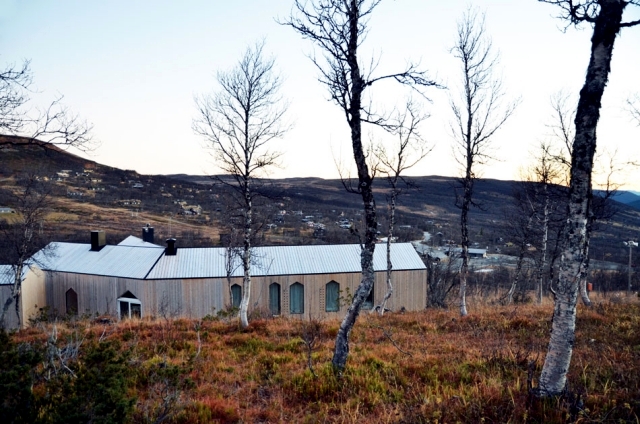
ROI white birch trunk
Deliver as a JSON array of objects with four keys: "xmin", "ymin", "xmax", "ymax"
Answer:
[
  {"xmin": 378, "ymin": 190, "xmax": 396, "ymax": 316},
  {"xmin": 538, "ymin": 0, "xmax": 624, "ymax": 395},
  {"xmin": 537, "ymin": 186, "xmax": 550, "ymax": 305},
  {"xmin": 239, "ymin": 177, "xmax": 252, "ymax": 329}
]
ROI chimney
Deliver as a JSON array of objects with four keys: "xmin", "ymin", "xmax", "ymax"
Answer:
[
  {"xmin": 90, "ymin": 230, "xmax": 106, "ymax": 251},
  {"xmin": 142, "ymin": 224, "xmax": 154, "ymax": 243},
  {"xmin": 165, "ymin": 238, "xmax": 177, "ymax": 256}
]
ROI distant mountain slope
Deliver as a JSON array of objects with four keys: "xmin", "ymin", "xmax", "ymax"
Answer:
[
  {"xmin": 593, "ymin": 190, "xmax": 640, "ymax": 208},
  {"xmin": 2, "ymin": 139, "xmax": 640, "ymax": 266}
]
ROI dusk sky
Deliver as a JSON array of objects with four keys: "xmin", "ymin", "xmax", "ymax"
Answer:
[{"xmin": 1, "ymin": 1, "xmax": 639, "ymax": 189}]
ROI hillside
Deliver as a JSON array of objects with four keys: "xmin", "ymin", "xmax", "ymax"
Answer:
[{"xmin": 2, "ymin": 138, "xmax": 640, "ymax": 266}]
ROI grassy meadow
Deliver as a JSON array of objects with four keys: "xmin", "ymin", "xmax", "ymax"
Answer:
[{"xmin": 5, "ymin": 294, "xmax": 640, "ymax": 423}]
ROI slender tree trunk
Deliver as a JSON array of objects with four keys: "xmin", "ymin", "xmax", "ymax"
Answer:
[
  {"xmin": 537, "ymin": 185, "xmax": 550, "ymax": 305},
  {"xmin": 379, "ymin": 190, "xmax": 397, "ymax": 316},
  {"xmin": 579, "ymin": 248, "xmax": 592, "ymax": 307},
  {"xmin": 459, "ymin": 176, "xmax": 472, "ymax": 316},
  {"xmin": 507, "ymin": 215, "xmax": 534, "ymax": 305},
  {"xmin": 539, "ymin": 1, "xmax": 624, "ymax": 395},
  {"xmin": 239, "ymin": 178, "xmax": 252, "ymax": 329},
  {"xmin": 333, "ymin": 4, "xmax": 377, "ymax": 371}
]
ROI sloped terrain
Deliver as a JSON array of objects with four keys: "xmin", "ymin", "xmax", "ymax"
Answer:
[{"xmin": 1, "ymin": 137, "xmax": 640, "ymax": 266}]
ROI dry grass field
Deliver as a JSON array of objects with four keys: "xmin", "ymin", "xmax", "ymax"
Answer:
[{"xmin": 7, "ymin": 293, "xmax": 639, "ymax": 423}]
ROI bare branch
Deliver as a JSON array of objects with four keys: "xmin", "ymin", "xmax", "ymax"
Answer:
[{"xmin": 628, "ymin": 93, "xmax": 640, "ymax": 125}]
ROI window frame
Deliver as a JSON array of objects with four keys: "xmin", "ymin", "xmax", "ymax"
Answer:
[
  {"xmin": 325, "ymin": 281, "xmax": 340, "ymax": 312},
  {"xmin": 289, "ymin": 282, "xmax": 304, "ymax": 314},
  {"xmin": 231, "ymin": 284, "xmax": 242, "ymax": 308},
  {"xmin": 117, "ymin": 296, "xmax": 142, "ymax": 320},
  {"xmin": 269, "ymin": 282, "xmax": 281, "ymax": 315}
]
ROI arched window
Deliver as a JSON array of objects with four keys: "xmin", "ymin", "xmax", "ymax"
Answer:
[
  {"xmin": 289, "ymin": 283, "xmax": 304, "ymax": 314},
  {"xmin": 118, "ymin": 290, "xmax": 141, "ymax": 319},
  {"xmin": 65, "ymin": 288, "xmax": 78, "ymax": 316},
  {"xmin": 231, "ymin": 284, "xmax": 242, "ymax": 308},
  {"xmin": 325, "ymin": 281, "xmax": 340, "ymax": 312},
  {"xmin": 362, "ymin": 283, "xmax": 374, "ymax": 310},
  {"xmin": 269, "ymin": 283, "xmax": 281, "ymax": 315}
]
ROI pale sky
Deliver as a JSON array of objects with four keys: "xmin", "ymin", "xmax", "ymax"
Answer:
[{"xmin": 1, "ymin": 1, "xmax": 639, "ymax": 189}]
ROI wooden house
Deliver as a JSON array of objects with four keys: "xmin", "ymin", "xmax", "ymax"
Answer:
[
  {"xmin": 4, "ymin": 231, "xmax": 427, "ymax": 327},
  {"xmin": 0, "ymin": 265, "xmax": 46, "ymax": 329}
]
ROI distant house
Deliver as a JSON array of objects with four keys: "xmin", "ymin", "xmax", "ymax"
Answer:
[
  {"xmin": 2, "ymin": 231, "xmax": 427, "ymax": 328},
  {"xmin": 0, "ymin": 207, "xmax": 15, "ymax": 214},
  {"xmin": 116, "ymin": 199, "xmax": 141, "ymax": 207},
  {"xmin": 468, "ymin": 248, "xmax": 487, "ymax": 259},
  {"xmin": 443, "ymin": 247, "xmax": 487, "ymax": 259}
]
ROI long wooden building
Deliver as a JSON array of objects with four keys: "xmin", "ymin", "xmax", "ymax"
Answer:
[{"xmin": 2, "ymin": 232, "xmax": 427, "ymax": 328}]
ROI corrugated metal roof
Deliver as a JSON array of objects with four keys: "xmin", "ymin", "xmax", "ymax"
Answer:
[
  {"xmin": 0, "ymin": 265, "xmax": 13, "ymax": 285},
  {"xmin": 27, "ymin": 238, "xmax": 425, "ymax": 281},
  {"xmin": 146, "ymin": 243, "xmax": 425, "ymax": 280},
  {"xmin": 34, "ymin": 242, "xmax": 165, "ymax": 279},
  {"xmin": 118, "ymin": 235, "xmax": 161, "ymax": 248},
  {"xmin": 0, "ymin": 264, "xmax": 31, "ymax": 285}
]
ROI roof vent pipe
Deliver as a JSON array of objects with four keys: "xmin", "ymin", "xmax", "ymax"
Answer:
[
  {"xmin": 90, "ymin": 230, "xmax": 106, "ymax": 251},
  {"xmin": 142, "ymin": 224, "xmax": 154, "ymax": 243},
  {"xmin": 165, "ymin": 238, "xmax": 177, "ymax": 256}
]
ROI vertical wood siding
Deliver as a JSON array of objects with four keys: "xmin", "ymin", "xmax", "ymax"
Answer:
[{"xmin": 43, "ymin": 269, "xmax": 426, "ymax": 320}]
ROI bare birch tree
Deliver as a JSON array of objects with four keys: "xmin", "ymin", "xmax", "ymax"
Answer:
[
  {"xmin": 283, "ymin": 0, "xmax": 438, "ymax": 372},
  {"xmin": 537, "ymin": 0, "xmax": 640, "ymax": 396},
  {"xmin": 374, "ymin": 100, "xmax": 429, "ymax": 315},
  {"xmin": 504, "ymin": 185, "xmax": 537, "ymax": 305},
  {"xmin": 531, "ymin": 142, "xmax": 565, "ymax": 304},
  {"xmin": 0, "ymin": 175, "xmax": 53, "ymax": 328},
  {"xmin": 450, "ymin": 8, "xmax": 518, "ymax": 316},
  {"xmin": 193, "ymin": 42, "xmax": 288, "ymax": 329}
]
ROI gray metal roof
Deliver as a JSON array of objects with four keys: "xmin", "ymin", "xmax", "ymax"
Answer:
[
  {"xmin": 0, "ymin": 264, "xmax": 30, "ymax": 285},
  {"xmin": 0, "ymin": 265, "xmax": 13, "ymax": 285},
  {"xmin": 118, "ymin": 235, "xmax": 161, "ymax": 248},
  {"xmin": 34, "ymin": 242, "xmax": 164, "ymax": 279},
  {"xmin": 146, "ymin": 243, "xmax": 425, "ymax": 280},
  {"xmin": 29, "ymin": 238, "xmax": 425, "ymax": 281}
]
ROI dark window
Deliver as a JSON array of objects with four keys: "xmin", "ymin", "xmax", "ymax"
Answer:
[
  {"xmin": 289, "ymin": 283, "xmax": 304, "ymax": 314},
  {"xmin": 325, "ymin": 281, "xmax": 340, "ymax": 312},
  {"xmin": 118, "ymin": 291, "xmax": 141, "ymax": 319},
  {"xmin": 65, "ymin": 288, "xmax": 78, "ymax": 316},
  {"xmin": 231, "ymin": 284, "xmax": 242, "ymax": 308},
  {"xmin": 269, "ymin": 283, "xmax": 281, "ymax": 315}
]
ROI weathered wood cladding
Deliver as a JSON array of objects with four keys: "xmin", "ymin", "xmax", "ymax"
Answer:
[
  {"xmin": 43, "ymin": 269, "xmax": 426, "ymax": 320},
  {"xmin": 45, "ymin": 272, "xmax": 226, "ymax": 319},
  {"xmin": 247, "ymin": 269, "xmax": 427, "ymax": 318}
]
